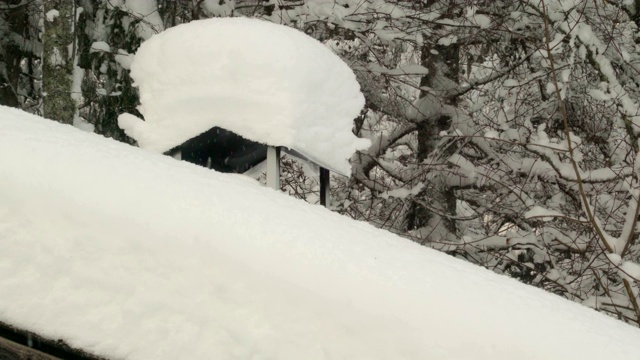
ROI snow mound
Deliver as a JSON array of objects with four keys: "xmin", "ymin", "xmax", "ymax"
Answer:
[
  {"xmin": 1, "ymin": 107, "xmax": 640, "ymax": 359},
  {"xmin": 118, "ymin": 17, "xmax": 369, "ymax": 175}
]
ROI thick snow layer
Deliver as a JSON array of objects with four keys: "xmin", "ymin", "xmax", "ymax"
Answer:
[
  {"xmin": 1, "ymin": 106, "xmax": 640, "ymax": 359},
  {"xmin": 118, "ymin": 17, "xmax": 369, "ymax": 175}
]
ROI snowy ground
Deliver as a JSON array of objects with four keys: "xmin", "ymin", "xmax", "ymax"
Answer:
[{"xmin": 1, "ymin": 106, "xmax": 640, "ymax": 359}]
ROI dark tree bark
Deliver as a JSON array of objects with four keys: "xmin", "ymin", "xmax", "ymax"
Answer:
[
  {"xmin": 406, "ymin": 1, "xmax": 462, "ymax": 240},
  {"xmin": 43, "ymin": 0, "xmax": 75, "ymax": 124},
  {"xmin": 0, "ymin": 1, "xmax": 29, "ymax": 107}
]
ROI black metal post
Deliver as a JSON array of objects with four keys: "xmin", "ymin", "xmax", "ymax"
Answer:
[{"xmin": 319, "ymin": 167, "xmax": 330, "ymax": 207}]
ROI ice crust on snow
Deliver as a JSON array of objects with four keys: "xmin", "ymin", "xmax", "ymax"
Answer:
[
  {"xmin": 118, "ymin": 17, "xmax": 369, "ymax": 175},
  {"xmin": 2, "ymin": 106, "xmax": 640, "ymax": 359}
]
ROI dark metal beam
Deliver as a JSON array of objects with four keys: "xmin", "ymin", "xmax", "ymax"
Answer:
[
  {"xmin": 320, "ymin": 167, "xmax": 330, "ymax": 207},
  {"xmin": 0, "ymin": 321, "xmax": 105, "ymax": 360}
]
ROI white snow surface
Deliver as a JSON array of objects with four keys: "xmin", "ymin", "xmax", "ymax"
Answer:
[
  {"xmin": 118, "ymin": 17, "xmax": 369, "ymax": 175},
  {"xmin": 524, "ymin": 205, "xmax": 565, "ymax": 222},
  {"xmin": 2, "ymin": 106, "xmax": 640, "ymax": 359},
  {"xmin": 45, "ymin": 9, "xmax": 59, "ymax": 22},
  {"xmin": 124, "ymin": 0, "xmax": 164, "ymax": 39},
  {"xmin": 90, "ymin": 41, "xmax": 111, "ymax": 53}
]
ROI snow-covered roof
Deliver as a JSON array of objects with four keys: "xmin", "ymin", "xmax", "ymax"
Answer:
[
  {"xmin": 1, "ymin": 106, "xmax": 640, "ymax": 359},
  {"xmin": 118, "ymin": 17, "xmax": 370, "ymax": 175}
]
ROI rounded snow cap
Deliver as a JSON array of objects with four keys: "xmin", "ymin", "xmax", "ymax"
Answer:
[{"xmin": 118, "ymin": 17, "xmax": 370, "ymax": 175}]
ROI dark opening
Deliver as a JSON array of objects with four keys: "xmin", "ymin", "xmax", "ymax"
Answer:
[{"xmin": 170, "ymin": 127, "xmax": 267, "ymax": 173}]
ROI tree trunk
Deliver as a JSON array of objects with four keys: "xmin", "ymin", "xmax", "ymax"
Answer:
[
  {"xmin": 43, "ymin": 0, "xmax": 75, "ymax": 124},
  {"xmin": 406, "ymin": 2, "xmax": 461, "ymax": 241}
]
